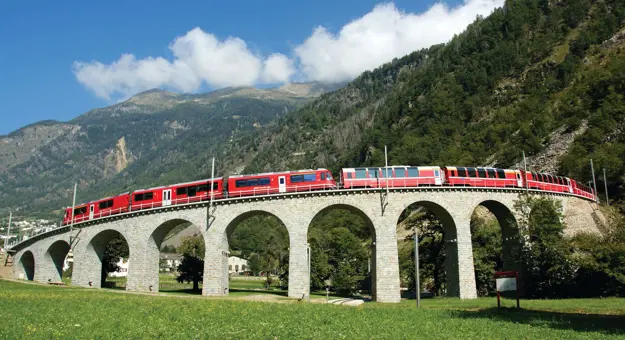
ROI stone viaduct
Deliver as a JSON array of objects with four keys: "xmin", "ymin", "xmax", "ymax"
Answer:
[{"xmin": 7, "ymin": 188, "xmax": 601, "ymax": 303}]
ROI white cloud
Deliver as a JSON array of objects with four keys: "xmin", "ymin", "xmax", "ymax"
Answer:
[
  {"xmin": 295, "ymin": 0, "xmax": 504, "ymax": 82},
  {"xmin": 73, "ymin": 0, "xmax": 503, "ymax": 101}
]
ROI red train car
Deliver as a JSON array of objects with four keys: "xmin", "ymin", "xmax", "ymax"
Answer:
[
  {"xmin": 341, "ymin": 166, "xmax": 443, "ymax": 189},
  {"xmin": 520, "ymin": 170, "xmax": 572, "ymax": 194},
  {"xmin": 227, "ymin": 169, "xmax": 336, "ymax": 198},
  {"xmin": 62, "ymin": 193, "xmax": 130, "ymax": 225},
  {"xmin": 570, "ymin": 179, "xmax": 596, "ymax": 200},
  {"xmin": 443, "ymin": 167, "xmax": 522, "ymax": 187},
  {"xmin": 131, "ymin": 178, "xmax": 224, "ymax": 211}
]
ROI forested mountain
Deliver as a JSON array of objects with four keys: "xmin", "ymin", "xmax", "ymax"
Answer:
[
  {"xmin": 0, "ymin": 82, "xmax": 341, "ymax": 218},
  {"xmin": 233, "ymin": 0, "xmax": 625, "ymax": 211}
]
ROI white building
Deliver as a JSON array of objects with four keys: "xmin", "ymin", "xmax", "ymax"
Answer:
[
  {"xmin": 108, "ymin": 258, "xmax": 129, "ymax": 277},
  {"xmin": 160, "ymin": 253, "xmax": 182, "ymax": 272},
  {"xmin": 228, "ymin": 256, "xmax": 248, "ymax": 274}
]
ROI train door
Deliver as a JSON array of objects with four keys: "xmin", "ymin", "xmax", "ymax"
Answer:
[
  {"xmin": 516, "ymin": 171, "xmax": 523, "ymax": 187},
  {"xmin": 163, "ymin": 189, "xmax": 172, "ymax": 206},
  {"xmin": 279, "ymin": 176, "xmax": 286, "ymax": 193},
  {"xmin": 434, "ymin": 169, "xmax": 442, "ymax": 185},
  {"xmin": 89, "ymin": 204, "xmax": 94, "ymax": 220}
]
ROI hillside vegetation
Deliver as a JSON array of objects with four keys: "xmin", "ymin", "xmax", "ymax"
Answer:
[{"xmin": 238, "ymin": 0, "xmax": 625, "ymax": 210}]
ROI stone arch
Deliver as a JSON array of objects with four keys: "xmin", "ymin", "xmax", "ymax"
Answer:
[
  {"xmin": 145, "ymin": 218, "xmax": 204, "ymax": 293},
  {"xmin": 18, "ymin": 250, "xmax": 35, "ymax": 281},
  {"xmin": 43, "ymin": 240, "xmax": 71, "ymax": 283},
  {"xmin": 394, "ymin": 200, "xmax": 460, "ymax": 297},
  {"xmin": 223, "ymin": 210, "xmax": 290, "ymax": 293},
  {"xmin": 472, "ymin": 200, "xmax": 521, "ymax": 272},
  {"xmin": 307, "ymin": 203, "xmax": 377, "ymax": 299},
  {"xmin": 80, "ymin": 229, "xmax": 130, "ymax": 289}
]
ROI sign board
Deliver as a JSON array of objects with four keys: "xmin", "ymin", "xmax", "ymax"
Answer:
[
  {"xmin": 496, "ymin": 277, "xmax": 517, "ymax": 292},
  {"xmin": 494, "ymin": 271, "xmax": 520, "ymax": 308}
]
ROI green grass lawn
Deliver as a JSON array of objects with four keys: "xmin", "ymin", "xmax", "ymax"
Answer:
[{"xmin": 1, "ymin": 280, "xmax": 624, "ymax": 339}]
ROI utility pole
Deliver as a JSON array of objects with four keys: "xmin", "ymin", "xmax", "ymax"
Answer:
[
  {"xmin": 590, "ymin": 159, "xmax": 599, "ymax": 203},
  {"xmin": 523, "ymin": 151, "xmax": 529, "ymax": 195},
  {"xmin": 414, "ymin": 224, "xmax": 420, "ymax": 308},
  {"xmin": 70, "ymin": 183, "xmax": 77, "ymax": 233},
  {"xmin": 6, "ymin": 212, "xmax": 12, "ymax": 249},
  {"xmin": 307, "ymin": 243, "xmax": 311, "ymax": 302},
  {"xmin": 209, "ymin": 157, "xmax": 215, "ymax": 214},
  {"xmin": 603, "ymin": 168, "xmax": 609, "ymax": 206},
  {"xmin": 384, "ymin": 145, "xmax": 390, "ymax": 198}
]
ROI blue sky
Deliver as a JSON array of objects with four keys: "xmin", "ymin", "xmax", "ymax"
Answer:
[{"xmin": 0, "ymin": 0, "xmax": 501, "ymax": 135}]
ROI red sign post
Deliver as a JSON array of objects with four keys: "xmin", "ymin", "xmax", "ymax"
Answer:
[{"xmin": 494, "ymin": 271, "xmax": 520, "ymax": 309}]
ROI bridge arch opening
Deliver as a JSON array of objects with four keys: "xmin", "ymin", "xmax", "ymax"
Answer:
[
  {"xmin": 307, "ymin": 204, "xmax": 376, "ymax": 300},
  {"xmin": 18, "ymin": 250, "xmax": 35, "ymax": 281},
  {"xmin": 470, "ymin": 200, "xmax": 521, "ymax": 297},
  {"xmin": 85, "ymin": 230, "xmax": 129, "ymax": 289},
  {"xmin": 147, "ymin": 219, "xmax": 204, "ymax": 293},
  {"xmin": 225, "ymin": 211, "xmax": 289, "ymax": 295},
  {"xmin": 396, "ymin": 201, "xmax": 459, "ymax": 298},
  {"xmin": 44, "ymin": 240, "xmax": 71, "ymax": 283}
]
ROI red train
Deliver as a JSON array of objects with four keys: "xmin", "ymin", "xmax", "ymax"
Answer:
[
  {"xmin": 227, "ymin": 168, "xmax": 336, "ymax": 197},
  {"xmin": 62, "ymin": 166, "xmax": 596, "ymax": 226}
]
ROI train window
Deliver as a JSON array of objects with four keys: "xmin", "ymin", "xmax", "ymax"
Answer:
[
  {"xmin": 457, "ymin": 168, "xmax": 467, "ymax": 177},
  {"xmin": 407, "ymin": 168, "xmax": 419, "ymax": 177},
  {"xmin": 259, "ymin": 178, "xmax": 270, "ymax": 185},
  {"xmin": 496, "ymin": 169, "xmax": 505, "ymax": 178},
  {"xmin": 304, "ymin": 174, "xmax": 317, "ymax": 182},
  {"xmin": 290, "ymin": 175, "xmax": 304, "ymax": 183},
  {"xmin": 74, "ymin": 207, "xmax": 87, "ymax": 215},
  {"xmin": 197, "ymin": 184, "xmax": 208, "ymax": 192},
  {"xmin": 355, "ymin": 169, "xmax": 367, "ymax": 179},
  {"xmin": 213, "ymin": 182, "xmax": 219, "ymax": 190},
  {"xmin": 486, "ymin": 169, "xmax": 496, "ymax": 178},
  {"xmin": 188, "ymin": 186, "xmax": 197, "ymax": 197},
  {"xmin": 98, "ymin": 200, "xmax": 114, "ymax": 209},
  {"xmin": 467, "ymin": 168, "xmax": 477, "ymax": 178},
  {"xmin": 176, "ymin": 187, "xmax": 187, "ymax": 195},
  {"xmin": 395, "ymin": 168, "xmax": 406, "ymax": 177},
  {"xmin": 381, "ymin": 168, "xmax": 391, "ymax": 178},
  {"xmin": 321, "ymin": 173, "xmax": 325, "ymax": 180},
  {"xmin": 327, "ymin": 172, "xmax": 333, "ymax": 180},
  {"xmin": 144, "ymin": 192, "xmax": 153, "ymax": 200}
]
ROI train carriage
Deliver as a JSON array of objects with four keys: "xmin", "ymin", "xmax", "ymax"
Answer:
[
  {"xmin": 131, "ymin": 178, "xmax": 224, "ymax": 210},
  {"xmin": 62, "ymin": 193, "xmax": 130, "ymax": 225},
  {"xmin": 443, "ymin": 167, "xmax": 522, "ymax": 187},
  {"xmin": 570, "ymin": 179, "xmax": 596, "ymax": 200},
  {"xmin": 520, "ymin": 170, "xmax": 572, "ymax": 194},
  {"xmin": 341, "ymin": 166, "xmax": 443, "ymax": 189},
  {"xmin": 227, "ymin": 169, "xmax": 336, "ymax": 198}
]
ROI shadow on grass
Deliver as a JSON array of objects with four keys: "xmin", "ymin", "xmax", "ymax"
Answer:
[
  {"xmin": 454, "ymin": 307, "xmax": 625, "ymax": 335},
  {"xmin": 159, "ymin": 288, "xmax": 203, "ymax": 295},
  {"xmin": 229, "ymin": 289, "xmax": 288, "ymax": 297}
]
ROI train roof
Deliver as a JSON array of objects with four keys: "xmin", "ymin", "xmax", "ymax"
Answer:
[
  {"xmin": 133, "ymin": 177, "xmax": 223, "ymax": 192},
  {"xmin": 342, "ymin": 166, "xmax": 441, "ymax": 171},
  {"xmin": 66, "ymin": 192, "xmax": 130, "ymax": 209},
  {"xmin": 229, "ymin": 169, "xmax": 329, "ymax": 179}
]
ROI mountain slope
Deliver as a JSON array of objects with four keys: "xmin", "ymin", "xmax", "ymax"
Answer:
[{"xmin": 0, "ymin": 82, "xmax": 338, "ymax": 218}]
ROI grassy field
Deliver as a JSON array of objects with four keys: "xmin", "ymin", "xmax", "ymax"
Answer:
[{"xmin": 1, "ymin": 280, "xmax": 624, "ymax": 339}]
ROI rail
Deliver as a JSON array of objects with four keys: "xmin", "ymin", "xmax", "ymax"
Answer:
[{"xmin": 4, "ymin": 184, "xmax": 596, "ymax": 250}]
